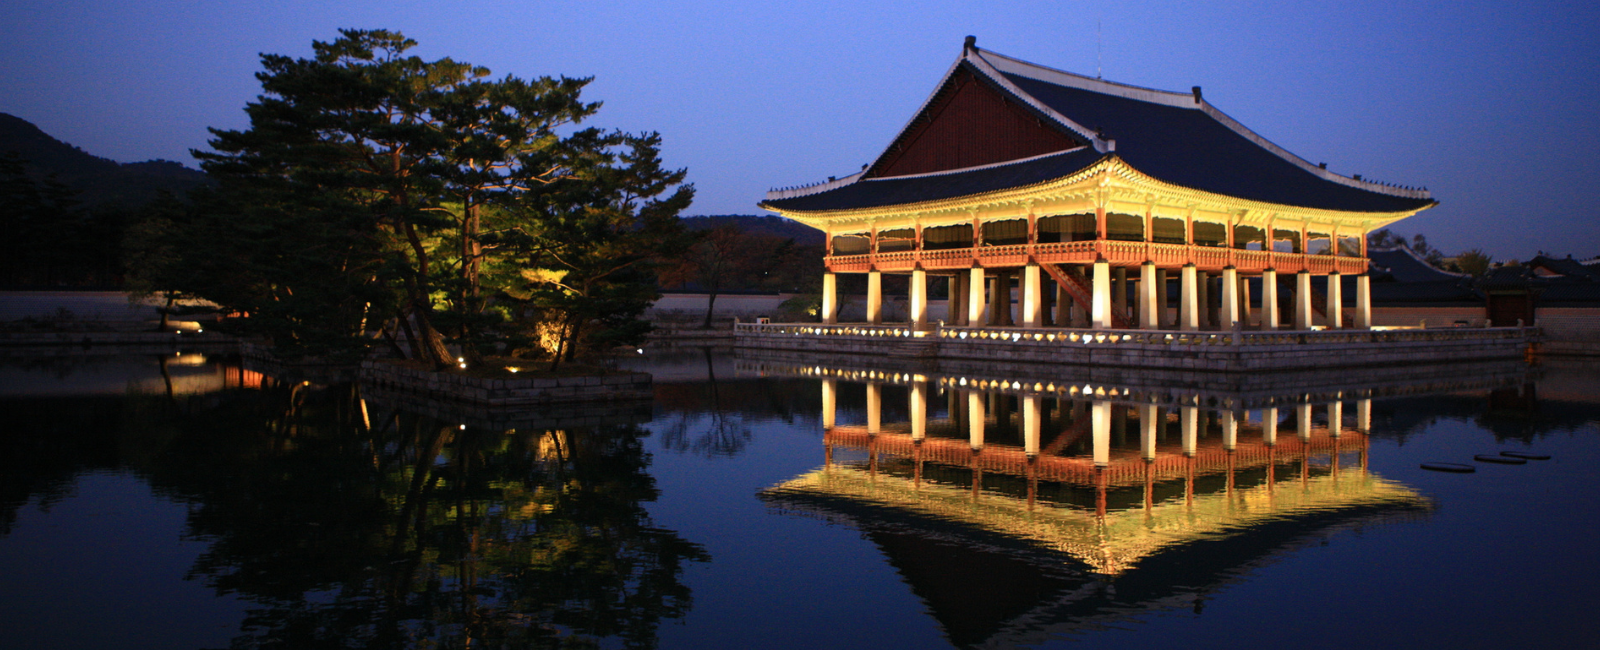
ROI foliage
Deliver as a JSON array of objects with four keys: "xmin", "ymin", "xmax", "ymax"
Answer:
[{"xmin": 1451, "ymin": 248, "xmax": 1494, "ymax": 277}]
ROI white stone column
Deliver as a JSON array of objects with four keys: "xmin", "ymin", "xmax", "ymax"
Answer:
[
  {"xmin": 1141, "ymin": 405, "xmax": 1159, "ymax": 460},
  {"xmin": 1220, "ymin": 266, "xmax": 1241, "ymax": 330},
  {"xmin": 1221, "ymin": 410, "xmax": 1238, "ymax": 450},
  {"xmin": 1357, "ymin": 398, "xmax": 1372, "ymax": 432},
  {"xmin": 1156, "ymin": 269, "xmax": 1170, "ymax": 328},
  {"xmin": 948, "ymin": 275, "xmax": 966, "ymax": 326},
  {"xmin": 821, "ymin": 378, "xmax": 837, "ymax": 429},
  {"xmin": 1022, "ymin": 263, "xmax": 1042, "ymax": 328},
  {"xmin": 1140, "ymin": 262, "xmax": 1160, "ymax": 329},
  {"xmin": 1092, "ymin": 259, "xmax": 1113, "ymax": 329},
  {"xmin": 967, "ymin": 390, "xmax": 986, "ymax": 449},
  {"xmin": 1240, "ymin": 273, "xmax": 1253, "ymax": 328},
  {"xmin": 866, "ymin": 270, "xmax": 883, "ymax": 325},
  {"xmin": 1263, "ymin": 407, "xmax": 1279, "ymax": 445},
  {"xmin": 1023, "ymin": 394, "xmax": 1041, "ymax": 456},
  {"xmin": 1296, "ymin": 403, "xmax": 1313, "ymax": 442},
  {"xmin": 1262, "ymin": 269, "xmax": 1280, "ymax": 330},
  {"xmin": 1093, "ymin": 401, "xmax": 1112, "ymax": 467},
  {"xmin": 910, "ymin": 268, "xmax": 928, "ymax": 330},
  {"xmin": 1180, "ymin": 264, "xmax": 1200, "ymax": 331},
  {"xmin": 910, "ymin": 380, "xmax": 927, "ymax": 441},
  {"xmin": 822, "ymin": 272, "xmax": 838, "ymax": 324},
  {"xmin": 1294, "ymin": 270, "xmax": 1313, "ymax": 330},
  {"xmin": 1181, "ymin": 405, "xmax": 1198, "ymax": 456},
  {"xmin": 1355, "ymin": 274, "xmax": 1372, "ymax": 330},
  {"xmin": 1328, "ymin": 401, "xmax": 1343, "ymax": 438},
  {"xmin": 968, "ymin": 267, "xmax": 987, "ymax": 327},
  {"xmin": 1326, "ymin": 271, "xmax": 1343, "ymax": 329},
  {"xmin": 866, "ymin": 382, "xmax": 882, "ymax": 434}
]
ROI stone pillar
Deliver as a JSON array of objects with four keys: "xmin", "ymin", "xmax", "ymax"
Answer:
[
  {"xmin": 1221, "ymin": 410, "xmax": 1238, "ymax": 450},
  {"xmin": 821, "ymin": 378, "xmax": 837, "ymax": 429},
  {"xmin": 1022, "ymin": 263, "xmax": 1042, "ymax": 328},
  {"xmin": 967, "ymin": 390, "xmax": 986, "ymax": 449},
  {"xmin": 1328, "ymin": 401, "xmax": 1343, "ymax": 438},
  {"xmin": 968, "ymin": 267, "xmax": 987, "ymax": 327},
  {"xmin": 1296, "ymin": 403, "xmax": 1313, "ymax": 442},
  {"xmin": 822, "ymin": 272, "xmax": 839, "ymax": 324},
  {"xmin": 910, "ymin": 380, "xmax": 927, "ymax": 441},
  {"xmin": 1355, "ymin": 274, "xmax": 1372, "ymax": 330},
  {"xmin": 866, "ymin": 382, "xmax": 882, "ymax": 434},
  {"xmin": 1140, "ymin": 262, "xmax": 1160, "ymax": 329},
  {"xmin": 866, "ymin": 270, "xmax": 883, "ymax": 325},
  {"xmin": 1141, "ymin": 405, "xmax": 1159, "ymax": 460},
  {"xmin": 1023, "ymin": 394, "xmax": 1041, "ymax": 456},
  {"xmin": 1092, "ymin": 259, "xmax": 1113, "ymax": 329},
  {"xmin": 990, "ymin": 271, "xmax": 1012, "ymax": 327},
  {"xmin": 910, "ymin": 268, "xmax": 928, "ymax": 329},
  {"xmin": 1092, "ymin": 401, "xmax": 1112, "ymax": 467},
  {"xmin": 1156, "ymin": 268, "xmax": 1170, "ymax": 328},
  {"xmin": 1357, "ymin": 398, "xmax": 1372, "ymax": 432},
  {"xmin": 1263, "ymin": 407, "xmax": 1278, "ymax": 445},
  {"xmin": 1113, "ymin": 267, "xmax": 1129, "ymax": 324},
  {"xmin": 1240, "ymin": 273, "xmax": 1253, "ymax": 328},
  {"xmin": 1220, "ymin": 266, "xmax": 1241, "ymax": 330},
  {"xmin": 1262, "ymin": 269, "xmax": 1280, "ymax": 330},
  {"xmin": 1180, "ymin": 264, "xmax": 1200, "ymax": 331},
  {"xmin": 1294, "ymin": 270, "xmax": 1313, "ymax": 330},
  {"xmin": 1326, "ymin": 271, "xmax": 1343, "ymax": 329},
  {"xmin": 1181, "ymin": 406, "xmax": 1198, "ymax": 456}
]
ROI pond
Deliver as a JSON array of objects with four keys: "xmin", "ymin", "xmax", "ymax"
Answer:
[{"xmin": 2, "ymin": 347, "xmax": 1597, "ymax": 649}]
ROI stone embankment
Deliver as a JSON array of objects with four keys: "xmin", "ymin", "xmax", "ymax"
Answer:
[{"xmin": 358, "ymin": 359, "xmax": 652, "ymax": 407}]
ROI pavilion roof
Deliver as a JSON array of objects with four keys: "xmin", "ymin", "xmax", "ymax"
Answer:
[{"xmin": 764, "ymin": 42, "xmax": 1435, "ymax": 215}]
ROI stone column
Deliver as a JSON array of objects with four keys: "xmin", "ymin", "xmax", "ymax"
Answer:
[
  {"xmin": 1023, "ymin": 394, "xmax": 1041, "ymax": 456},
  {"xmin": 866, "ymin": 382, "xmax": 882, "ymax": 434},
  {"xmin": 1294, "ymin": 270, "xmax": 1313, "ymax": 330},
  {"xmin": 910, "ymin": 268, "xmax": 928, "ymax": 330},
  {"xmin": 1326, "ymin": 271, "xmax": 1343, "ymax": 329},
  {"xmin": 968, "ymin": 267, "xmax": 987, "ymax": 327},
  {"xmin": 1022, "ymin": 263, "xmax": 1042, "ymax": 328},
  {"xmin": 1197, "ymin": 272, "xmax": 1212, "ymax": 329},
  {"xmin": 1180, "ymin": 264, "xmax": 1200, "ymax": 331},
  {"xmin": 1296, "ymin": 403, "xmax": 1313, "ymax": 442},
  {"xmin": 967, "ymin": 390, "xmax": 986, "ymax": 449},
  {"xmin": 866, "ymin": 270, "xmax": 883, "ymax": 325},
  {"xmin": 1240, "ymin": 273, "xmax": 1253, "ymax": 328},
  {"xmin": 1092, "ymin": 259, "xmax": 1113, "ymax": 329},
  {"xmin": 1355, "ymin": 274, "xmax": 1372, "ymax": 330},
  {"xmin": 1181, "ymin": 405, "xmax": 1198, "ymax": 456},
  {"xmin": 1156, "ymin": 268, "xmax": 1170, "ymax": 328},
  {"xmin": 1113, "ymin": 267, "xmax": 1129, "ymax": 324},
  {"xmin": 821, "ymin": 378, "xmax": 837, "ymax": 429},
  {"xmin": 1263, "ymin": 407, "xmax": 1278, "ymax": 445},
  {"xmin": 910, "ymin": 380, "xmax": 927, "ymax": 441},
  {"xmin": 1221, "ymin": 410, "xmax": 1238, "ymax": 450},
  {"xmin": 1328, "ymin": 401, "xmax": 1343, "ymax": 438},
  {"xmin": 1220, "ymin": 266, "xmax": 1241, "ymax": 330},
  {"xmin": 990, "ymin": 271, "xmax": 1011, "ymax": 327},
  {"xmin": 1092, "ymin": 401, "xmax": 1112, "ymax": 467},
  {"xmin": 1140, "ymin": 262, "xmax": 1160, "ymax": 329},
  {"xmin": 1055, "ymin": 282, "xmax": 1072, "ymax": 328},
  {"xmin": 822, "ymin": 272, "xmax": 839, "ymax": 324},
  {"xmin": 1141, "ymin": 405, "xmax": 1159, "ymax": 460},
  {"xmin": 1262, "ymin": 269, "xmax": 1280, "ymax": 330}
]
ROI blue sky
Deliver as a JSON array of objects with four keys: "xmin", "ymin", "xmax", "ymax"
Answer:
[{"xmin": 2, "ymin": 1, "xmax": 1595, "ymax": 260}]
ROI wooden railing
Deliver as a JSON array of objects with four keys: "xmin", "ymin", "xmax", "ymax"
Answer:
[
  {"xmin": 824, "ymin": 242, "xmax": 1369, "ymax": 274},
  {"xmin": 736, "ymin": 321, "xmax": 1536, "ymax": 348}
]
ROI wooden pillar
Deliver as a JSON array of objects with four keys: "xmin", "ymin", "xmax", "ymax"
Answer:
[
  {"xmin": 1262, "ymin": 269, "xmax": 1280, "ymax": 330},
  {"xmin": 822, "ymin": 272, "xmax": 838, "ymax": 324},
  {"xmin": 1055, "ymin": 282, "xmax": 1072, "ymax": 328},
  {"xmin": 910, "ymin": 268, "xmax": 928, "ymax": 329},
  {"xmin": 1197, "ymin": 271, "xmax": 1211, "ymax": 329},
  {"xmin": 1220, "ymin": 266, "xmax": 1241, "ymax": 330},
  {"xmin": 990, "ymin": 270, "xmax": 1012, "ymax": 326},
  {"xmin": 1022, "ymin": 263, "xmax": 1042, "ymax": 328},
  {"xmin": 1092, "ymin": 259, "xmax": 1113, "ymax": 329},
  {"xmin": 1326, "ymin": 271, "xmax": 1343, "ymax": 329},
  {"xmin": 1139, "ymin": 261, "xmax": 1160, "ymax": 329},
  {"xmin": 1180, "ymin": 264, "xmax": 1200, "ymax": 331},
  {"xmin": 1355, "ymin": 274, "xmax": 1372, "ymax": 330},
  {"xmin": 968, "ymin": 267, "xmax": 987, "ymax": 327},
  {"xmin": 1294, "ymin": 270, "xmax": 1313, "ymax": 330},
  {"xmin": 866, "ymin": 270, "xmax": 883, "ymax": 324}
]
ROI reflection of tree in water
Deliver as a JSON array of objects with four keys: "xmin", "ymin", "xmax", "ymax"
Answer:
[
  {"xmin": 140, "ymin": 381, "xmax": 707, "ymax": 649},
  {"xmin": 658, "ymin": 347, "xmax": 752, "ymax": 457}
]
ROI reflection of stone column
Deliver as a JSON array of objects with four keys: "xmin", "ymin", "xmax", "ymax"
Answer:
[
  {"xmin": 909, "ymin": 380, "xmax": 927, "ymax": 441},
  {"xmin": 1326, "ymin": 271, "xmax": 1343, "ymax": 329},
  {"xmin": 1295, "ymin": 270, "xmax": 1313, "ymax": 330},
  {"xmin": 1262, "ymin": 269, "xmax": 1280, "ymax": 330},
  {"xmin": 1093, "ymin": 401, "xmax": 1112, "ymax": 467},
  {"xmin": 1140, "ymin": 262, "xmax": 1160, "ymax": 329},
  {"xmin": 1328, "ymin": 401, "xmax": 1343, "ymax": 438},
  {"xmin": 1181, "ymin": 406, "xmax": 1198, "ymax": 456},
  {"xmin": 1222, "ymin": 410, "xmax": 1238, "ymax": 450},
  {"xmin": 822, "ymin": 272, "xmax": 838, "ymax": 324},
  {"xmin": 968, "ymin": 267, "xmax": 987, "ymax": 327},
  {"xmin": 867, "ymin": 270, "xmax": 883, "ymax": 324},
  {"xmin": 967, "ymin": 390, "xmax": 986, "ymax": 449},
  {"xmin": 1093, "ymin": 259, "xmax": 1113, "ymax": 329},
  {"xmin": 1355, "ymin": 274, "xmax": 1372, "ymax": 330},
  {"xmin": 1297, "ymin": 403, "xmax": 1313, "ymax": 442},
  {"xmin": 1357, "ymin": 398, "xmax": 1372, "ymax": 432},
  {"xmin": 821, "ymin": 378, "xmax": 837, "ymax": 429},
  {"xmin": 1141, "ymin": 405, "xmax": 1159, "ymax": 460},
  {"xmin": 1180, "ymin": 264, "xmax": 1200, "ymax": 331},
  {"xmin": 1220, "ymin": 266, "xmax": 1241, "ymax": 330},
  {"xmin": 1023, "ymin": 394, "xmax": 1041, "ymax": 456},
  {"xmin": 1022, "ymin": 263, "xmax": 1042, "ymax": 328},
  {"xmin": 1263, "ymin": 407, "xmax": 1279, "ymax": 445},
  {"xmin": 910, "ymin": 268, "xmax": 928, "ymax": 329},
  {"xmin": 866, "ymin": 382, "xmax": 882, "ymax": 434}
]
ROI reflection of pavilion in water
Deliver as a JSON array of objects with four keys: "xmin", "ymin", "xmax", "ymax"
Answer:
[{"xmin": 751, "ymin": 362, "xmax": 1486, "ymax": 647}]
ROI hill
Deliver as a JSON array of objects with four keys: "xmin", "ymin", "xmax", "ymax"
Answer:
[
  {"xmin": 679, "ymin": 214, "xmax": 823, "ymax": 245},
  {"xmin": 0, "ymin": 112, "xmax": 209, "ymax": 206}
]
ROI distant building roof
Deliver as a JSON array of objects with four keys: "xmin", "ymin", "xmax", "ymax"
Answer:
[{"xmin": 1368, "ymin": 246, "xmax": 1469, "ymax": 283}]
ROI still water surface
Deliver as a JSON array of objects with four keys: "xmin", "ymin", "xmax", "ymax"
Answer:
[{"xmin": 2, "ymin": 348, "xmax": 1597, "ymax": 649}]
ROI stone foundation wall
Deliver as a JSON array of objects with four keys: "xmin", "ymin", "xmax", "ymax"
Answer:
[{"xmin": 359, "ymin": 359, "xmax": 651, "ymax": 406}]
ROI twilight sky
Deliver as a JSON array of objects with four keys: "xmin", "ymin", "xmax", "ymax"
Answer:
[{"xmin": 2, "ymin": 0, "xmax": 1595, "ymax": 260}]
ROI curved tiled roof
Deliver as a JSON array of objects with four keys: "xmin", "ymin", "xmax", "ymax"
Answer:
[{"xmin": 763, "ymin": 148, "xmax": 1104, "ymax": 212}]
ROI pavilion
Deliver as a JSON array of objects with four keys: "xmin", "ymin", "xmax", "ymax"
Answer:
[{"xmin": 759, "ymin": 37, "xmax": 1437, "ymax": 332}]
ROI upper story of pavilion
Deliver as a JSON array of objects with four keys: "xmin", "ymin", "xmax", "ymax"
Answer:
[{"xmin": 759, "ymin": 38, "xmax": 1436, "ymax": 277}]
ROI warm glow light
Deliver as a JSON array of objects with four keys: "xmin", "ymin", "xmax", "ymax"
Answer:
[{"xmin": 507, "ymin": 367, "xmax": 521, "ymax": 373}]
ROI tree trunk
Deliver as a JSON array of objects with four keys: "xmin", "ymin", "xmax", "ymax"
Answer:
[{"xmin": 701, "ymin": 288, "xmax": 719, "ymax": 329}]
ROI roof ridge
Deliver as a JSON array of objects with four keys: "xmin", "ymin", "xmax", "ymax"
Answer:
[{"xmin": 864, "ymin": 146, "xmax": 1092, "ymax": 182}]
